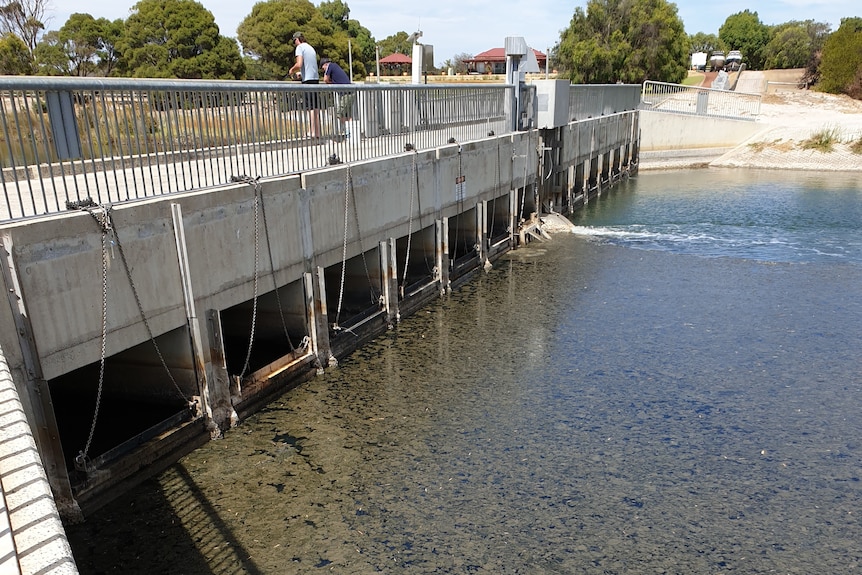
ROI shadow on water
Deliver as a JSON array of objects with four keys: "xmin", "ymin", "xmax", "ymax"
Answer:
[{"xmin": 66, "ymin": 464, "xmax": 265, "ymax": 575}]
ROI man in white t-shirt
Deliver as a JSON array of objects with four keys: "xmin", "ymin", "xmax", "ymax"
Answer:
[{"xmin": 288, "ymin": 32, "xmax": 322, "ymax": 139}]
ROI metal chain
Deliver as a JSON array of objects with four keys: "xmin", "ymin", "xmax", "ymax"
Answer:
[
  {"xmin": 520, "ymin": 129, "xmax": 532, "ymax": 222},
  {"xmin": 348, "ymin": 166, "xmax": 379, "ymax": 306},
  {"xmin": 254, "ymin": 176, "xmax": 295, "ymax": 352},
  {"xmin": 489, "ymin": 139, "xmax": 501, "ymax": 249},
  {"xmin": 452, "ymin": 144, "xmax": 463, "ymax": 267},
  {"xmin": 239, "ymin": 186, "xmax": 261, "ymax": 381},
  {"xmin": 103, "ymin": 208, "xmax": 189, "ymax": 404},
  {"xmin": 76, "ymin": 206, "xmax": 110, "ymax": 470},
  {"xmin": 334, "ymin": 163, "xmax": 351, "ymax": 326},
  {"xmin": 402, "ymin": 150, "xmax": 418, "ymax": 292}
]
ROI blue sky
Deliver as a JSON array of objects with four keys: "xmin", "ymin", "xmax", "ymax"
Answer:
[{"xmin": 47, "ymin": 0, "xmax": 860, "ymax": 67}]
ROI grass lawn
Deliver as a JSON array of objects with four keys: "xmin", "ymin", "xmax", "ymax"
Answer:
[{"xmin": 682, "ymin": 72, "xmax": 704, "ymax": 86}]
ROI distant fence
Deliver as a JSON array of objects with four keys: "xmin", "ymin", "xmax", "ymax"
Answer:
[
  {"xmin": 640, "ymin": 80, "xmax": 761, "ymax": 121},
  {"xmin": 0, "ymin": 77, "xmax": 514, "ymax": 221}
]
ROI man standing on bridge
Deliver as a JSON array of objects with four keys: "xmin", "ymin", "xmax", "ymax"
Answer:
[{"xmin": 288, "ymin": 32, "xmax": 322, "ymax": 140}]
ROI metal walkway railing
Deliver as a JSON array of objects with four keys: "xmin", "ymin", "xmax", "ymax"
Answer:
[
  {"xmin": 640, "ymin": 80, "xmax": 761, "ymax": 121},
  {"xmin": 1, "ymin": 77, "xmax": 515, "ymax": 221}
]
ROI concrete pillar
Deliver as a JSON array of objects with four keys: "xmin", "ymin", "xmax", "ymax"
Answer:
[
  {"xmin": 436, "ymin": 219, "xmax": 450, "ymax": 295},
  {"xmin": 306, "ymin": 269, "xmax": 333, "ymax": 368},
  {"xmin": 477, "ymin": 201, "xmax": 488, "ymax": 263},
  {"xmin": 381, "ymin": 238, "xmax": 400, "ymax": 323},
  {"xmin": 204, "ymin": 309, "xmax": 237, "ymax": 431}
]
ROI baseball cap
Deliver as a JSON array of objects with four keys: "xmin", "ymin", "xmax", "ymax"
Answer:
[
  {"xmin": 292, "ymin": 32, "xmax": 303, "ymax": 40},
  {"xmin": 320, "ymin": 58, "xmax": 331, "ymax": 66}
]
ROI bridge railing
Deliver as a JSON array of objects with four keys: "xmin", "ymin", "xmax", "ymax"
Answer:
[
  {"xmin": 0, "ymin": 77, "xmax": 513, "ymax": 221},
  {"xmin": 569, "ymin": 84, "xmax": 642, "ymax": 121},
  {"xmin": 640, "ymin": 80, "xmax": 761, "ymax": 121}
]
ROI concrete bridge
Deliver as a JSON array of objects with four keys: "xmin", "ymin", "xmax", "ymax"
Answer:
[{"xmin": 0, "ymin": 75, "xmax": 641, "ymax": 573}]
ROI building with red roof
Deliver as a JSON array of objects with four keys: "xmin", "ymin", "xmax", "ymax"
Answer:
[
  {"xmin": 379, "ymin": 53, "xmax": 413, "ymax": 64},
  {"xmin": 378, "ymin": 52, "xmax": 413, "ymax": 75}
]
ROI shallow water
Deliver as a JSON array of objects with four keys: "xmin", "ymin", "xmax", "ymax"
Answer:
[{"xmin": 67, "ymin": 169, "xmax": 862, "ymax": 574}]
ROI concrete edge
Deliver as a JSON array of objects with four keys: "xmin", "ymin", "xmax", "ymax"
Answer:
[{"xmin": 0, "ymin": 346, "xmax": 78, "ymax": 575}]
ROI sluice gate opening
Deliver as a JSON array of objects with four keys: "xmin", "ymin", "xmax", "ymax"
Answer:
[
  {"xmin": 395, "ymin": 223, "xmax": 437, "ymax": 299},
  {"xmin": 448, "ymin": 207, "xmax": 479, "ymax": 279},
  {"xmin": 486, "ymin": 195, "xmax": 512, "ymax": 255},
  {"xmin": 324, "ymin": 244, "xmax": 386, "ymax": 353},
  {"xmin": 46, "ymin": 325, "xmax": 205, "ymax": 503},
  {"xmin": 219, "ymin": 277, "xmax": 312, "ymax": 405}
]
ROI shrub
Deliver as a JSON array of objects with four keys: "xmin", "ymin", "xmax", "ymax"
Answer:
[{"xmin": 800, "ymin": 126, "xmax": 841, "ymax": 152}]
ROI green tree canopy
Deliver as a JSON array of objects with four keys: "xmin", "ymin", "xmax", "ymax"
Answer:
[
  {"xmin": 318, "ymin": 1, "xmax": 374, "ymax": 78},
  {"xmin": 689, "ymin": 32, "xmax": 723, "ymax": 54},
  {"xmin": 118, "ymin": 0, "xmax": 244, "ymax": 79},
  {"xmin": 555, "ymin": 0, "xmax": 687, "ymax": 84},
  {"xmin": 0, "ymin": 30, "xmax": 31, "ymax": 73},
  {"xmin": 377, "ymin": 31, "xmax": 411, "ymax": 57},
  {"xmin": 762, "ymin": 20, "xmax": 830, "ymax": 70},
  {"xmin": 819, "ymin": 17, "xmax": 862, "ymax": 98},
  {"xmin": 33, "ymin": 13, "xmax": 125, "ymax": 76},
  {"xmin": 718, "ymin": 10, "xmax": 769, "ymax": 69},
  {"xmin": 32, "ymin": 30, "xmax": 70, "ymax": 74}
]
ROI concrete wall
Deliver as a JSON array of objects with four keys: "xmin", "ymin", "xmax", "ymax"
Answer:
[{"xmin": 638, "ymin": 109, "xmax": 763, "ymax": 151}]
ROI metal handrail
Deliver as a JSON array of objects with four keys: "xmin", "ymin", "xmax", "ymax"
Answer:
[
  {"xmin": 640, "ymin": 80, "xmax": 761, "ymax": 121},
  {"xmin": 0, "ymin": 76, "xmax": 514, "ymax": 221}
]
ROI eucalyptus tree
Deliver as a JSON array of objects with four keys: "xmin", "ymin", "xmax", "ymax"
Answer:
[
  {"xmin": 0, "ymin": 0, "xmax": 47, "ymax": 54},
  {"xmin": 688, "ymin": 32, "xmax": 723, "ymax": 55},
  {"xmin": 377, "ymin": 31, "xmax": 411, "ymax": 57},
  {"xmin": 763, "ymin": 20, "xmax": 828, "ymax": 70},
  {"xmin": 118, "ymin": 0, "xmax": 244, "ymax": 79},
  {"xmin": 718, "ymin": 10, "xmax": 769, "ymax": 70},
  {"xmin": 33, "ymin": 13, "xmax": 124, "ymax": 76},
  {"xmin": 555, "ymin": 0, "xmax": 687, "ymax": 84}
]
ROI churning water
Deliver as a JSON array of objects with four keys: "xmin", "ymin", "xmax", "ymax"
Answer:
[
  {"xmin": 572, "ymin": 169, "xmax": 862, "ymax": 264},
  {"xmin": 67, "ymin": 168, "xmax": 862, "ymax": 574}
]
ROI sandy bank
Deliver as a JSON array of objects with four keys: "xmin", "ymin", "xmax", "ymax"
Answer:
[{"xmin": 639, "ymin": 72, "xmax": 862, "ymax": 172}]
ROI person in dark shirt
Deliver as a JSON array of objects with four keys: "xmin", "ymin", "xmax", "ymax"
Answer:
[
  {"xmin": 321, "ymin": 58, "xmax": 350, "ymax": 85},
  {"xmin": 320, "ymin": 58, "xmax": 355, "ymax": 138}
]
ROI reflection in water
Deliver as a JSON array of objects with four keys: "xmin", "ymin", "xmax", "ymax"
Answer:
[{"xmin": 67, "ymin": 171, "xmax": 862, "ymax": 574}]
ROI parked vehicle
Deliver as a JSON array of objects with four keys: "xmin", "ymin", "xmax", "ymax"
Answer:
[
  {"xmin": 709, "ymin": 51, "xmax": 725, "ymax": 72},
  {"xmin": 726, "ymin": 50, "xmax": 743, "ymax": 71}
]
